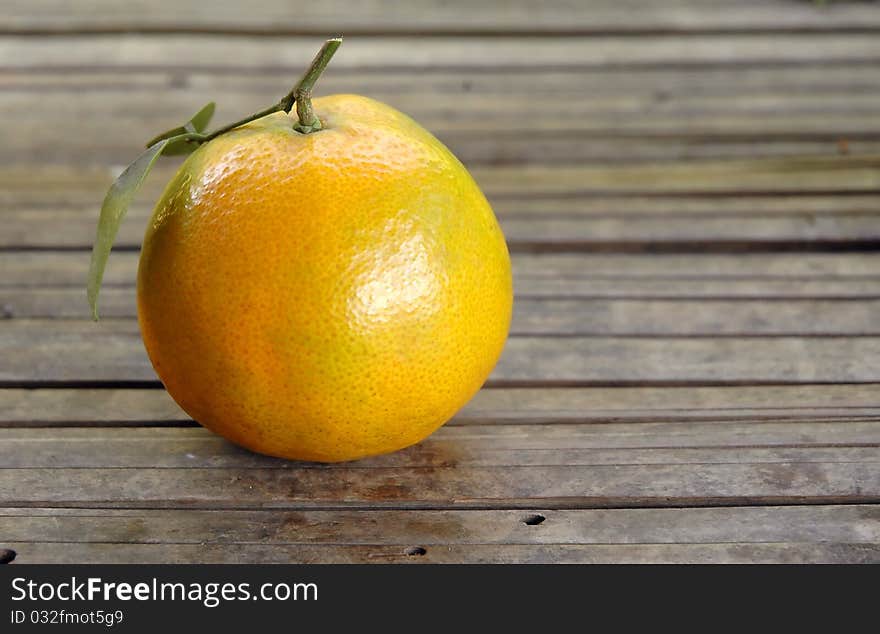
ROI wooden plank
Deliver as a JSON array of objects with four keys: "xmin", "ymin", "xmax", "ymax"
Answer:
[
  {"xmin": 8, "ymin": 83, "xmax": 879, "ymax": 119},
  {"xmin": 497, "ymin": 195, "xmax": 880, "ymax": 217},
  {"xmin": 10, "ymin": 250, "xmax": 880, "ymax": 282},
  {"xmin": 10, "ymin": 133, "xmax": 880, "ymax": 167},
  {"xmin": 4, "ymin": 87, "xmax": 880, "ymax": 166},
  {"xmin": 8, "ymin": 114, "xmax": 880, "ymax": 166},
  {"xmin": 8, "ymin": 136, "xmax": 880, "ymax": 170},
  {"xmin": 4, "ymin": 385, "xmax": 880, "ymax": 427},
  {"xmin": 497, "ymin": 215, "xmax": 880, "ymax": 247},
  {"xmin": 5, "ymin": 252, "xmax": 880, "ymax": 300},
  {"xmin": 10, "ymin": 195, "xmax": 880, "ymax": 222},
  {"xmin": 471, "ymin": 158, "xmax": 880, "ymax": 195},
  {"xmin": 497, "ymin": 337, "xmax": 880, "ymax": 385},
  {"xmin": 8, "ymin": 66, "xmax": 880, "ymax": 102},
  {"xmin": 2, "ymin": 319, "xmax": 880, "ymax": 384},
  {"xmin": 6, "ymin": 541, "xmax": 878, "ymax": 564},
  {"xmin": 6, "ymin": 201, "xmax": 880, "ymax": 248},
  {"xmin": 8, "ymin": 65, "xmax": 880, "ymax": 98},
  {"xmin": 1, "ymin": 462, "xmax": 877, "ymax": 508},
  {"xmin": 2, "ymin": 506, "xmax": 877, "ymax": 545},
  {"xmin": 7, "ymin": 66, "xmax": 880, "ymax": 166},
  {"xmin": 8, "ymin": 271, "xmax": 880, "ymax": 302},
  {"xmin": 4, "ymin": 435, "xmax": 878, "ymax": 469},
  {"xmin": 5, "ymin": 1, "xmax": 880, "ymax": 34},
  {"xmin": 510, "ymin": 299, "xmax": 880, "ymax": 336},
  {"xmin": 7, "ymin": 56, "xmax": 879, "ymax": 168},
  {"xmin": 3, "ymin": 426, "xmax": 879, "ymax": 469},
  {"xmin": 8, "ymin": 194, "xmax": 880, "ymax": 249},
  {"xmin": 4, "ymin": 289, "xmax": 880, "ymax": 336},
  {"xmin": 512, "ymin": 252, "xmax": 880, "ymax": 278},
  {"xmin": 514, "ymin": 278, "xmax": 880, "ymax": 300},
  {"xmin": 9, "ymin": 125, "xmax": 880, "ymax": 171},
  {"xmin": 3, "ymin": 159, "xmax": 880, "ymax": 215},
  {"xmin": 4, "ymin": 35, "xmax": 880, "ymax": 71}
]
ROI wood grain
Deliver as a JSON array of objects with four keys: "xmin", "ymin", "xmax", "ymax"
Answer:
[
  {"xmin": 3, "ymin": 426, "xmax": 879, "ymax": 469},
  {"xmin": 6, "ymin": 201, "xmax": 880, "ymax": 248},
  {"xmin": 4, "ymin": 289, "xmax": 880, "ymax": 336},
  {"xmin": 4, "ymin": 384, "xmax": 880, "ymax": 426},
  {"xmin": 3, "ymin": 6, "xmax": 880, "ymax": 565},
  {"xmin": 7, "ymin": 252, "xmax": 880, "ymax": 301},
  {"xmin": 5, "ymin": 1, "xmax": 880, "ymax": 34},
  {"xmin": 5, "ymin": 251, "xmax": 880, "ymax": 307},
  {"xmin": 2, "ymin": 439, "xmax": 877, "ymax": 471},
  {"xmin": 3, "ymin": 505, "xmax": 877, "ymax": 544},
  {"xmin": 2, "ymin": 320, "xmax": 879, "ymax": 384},
  {"xmin": 2, "ymin": 463, "xmax": 877, "ymax": 509},
  {"xmin": 7, "ymin": 66, "xmax": 880, "ymax": 100},
  {"xmin": 6, "ymin": 542, "xmax": 878, "ymax": 564},
  {"xmin": 4, "ymin": 158, "xmax": 880, "ymax": 212},
  {"xmin": 6, "ymin": 252, "xmax": 880, "ymax": 288},
  {"xmin": 8, "ymin": 271, "xmax": 880, "ymax": 301},
  {"xmin": 5, "ymin": 35, "xmax": 880, "ymax": 71},
  {"xmin": 4, "ymin": 85, "xmax": 880, "ymax": 166},
  {"xmin": 5, "ymin": 65, "xmax": 880, "ymax": 166}
]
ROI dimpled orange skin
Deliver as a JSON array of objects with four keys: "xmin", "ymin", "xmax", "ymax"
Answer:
[{"xmin": 137, "ymin": 94, "xmax": 512, "ymax": 462}]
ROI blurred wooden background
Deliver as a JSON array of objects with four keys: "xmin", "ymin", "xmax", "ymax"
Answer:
[{"xmin": 1, "ymin": 0, "xmax": 879, "ymax": 563}]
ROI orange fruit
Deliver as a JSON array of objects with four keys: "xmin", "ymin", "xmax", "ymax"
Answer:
[{"xmin": 137, "ymin": 94, "xmax": 512, "ymax": 462}]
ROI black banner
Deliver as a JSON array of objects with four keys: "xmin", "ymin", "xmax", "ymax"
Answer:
[{"xmin": 0, "ymin": 565, "xmax": 875, "ymax": 630}]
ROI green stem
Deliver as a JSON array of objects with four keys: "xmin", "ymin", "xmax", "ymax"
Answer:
[
  {"xmin": 166, "ymin": 36, "xmax": 343, "ymax": 150},
  {"xmin": 200, "ymin": 103, "xmax": 284, "ymax": 143},
  {"xmin": 291, "ymin": 36, "xmax": 343, "ymax": 133}
]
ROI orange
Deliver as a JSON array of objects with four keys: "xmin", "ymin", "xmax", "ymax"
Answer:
[{"xmin": 137, "ymin": 94, "xmax": 513, "ymax": 462}]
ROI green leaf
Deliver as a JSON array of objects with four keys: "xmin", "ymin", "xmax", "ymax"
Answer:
[
  {"xmin": 187, "ymin": 101, "xmax": 216, "ymax": 133},
  {"xmin": 87, "ymin": 139, "xmax": 170, "ymax": 320},
  {"xmin": 160, "ymin": 135, "xmax": 203, "ymax": 156},
  {"xmin": 145, "ymin": 101, "xmax": 215, "ymax": 155}
]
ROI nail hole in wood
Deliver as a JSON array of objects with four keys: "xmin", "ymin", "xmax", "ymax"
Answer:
[
  {"xmin": 523, "ymin": 514, "xmax": 546, "ymax": 526},
  {"xmin": 405, "ymin": 546, "xmax": 427, "ymax": 556}
]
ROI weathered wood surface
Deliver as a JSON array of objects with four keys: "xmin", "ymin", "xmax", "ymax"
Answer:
[
  {"xmin": 12, "ymin": 34, "xmax": 880, "ymax": 71},
  {"xmin": 4, "ymin": 506, "xmax": 879, "ymax": 564},
  {"xmin": 7, "ymin": 542, "xmax": 878, "ymax": 565},
  {"xmin": 3, "ymin": 320, "xmax": 880, "ymax": 384},
  {"xmin": 6, "ymin": 85, "xmax": 880, "ymax": 164},
  {"xmin": 6, "ymin": 291, "xmax": 880, "ymax": 336},
  {"xmin": 6, "ymin": 2, "xmax": 880, "ymax": 34},
  {"xmin": 5, "ymin": 160, "xmax": 880, "ymax": 207},
  {"xmin": 1, "ymin": 2, "xmax": 879, "ymax": 563},
  {"xmin": 6, "ymin": 506, "xmax": 879, "ymax": 545},
  {"xmin": 6, "ymin": 196, "xmax": 880, "ymax": 248},
  {"xmin": 3, "ymin": 33, "xmax": 880, "ymax": 172},
  {"xmin": 6, "ymin": 251, "xmax": 880, "ymax": 288},
  {"xmin": 4, "ymin": 426, "xmax": 880, "ymax": 467},
  {"xmin": 5, "ymin": 385, "xmax": 880, "ymax": 426},
  {"xmin": 3, "ymin": 463, "xmax": 878, "ymax": 509}
]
